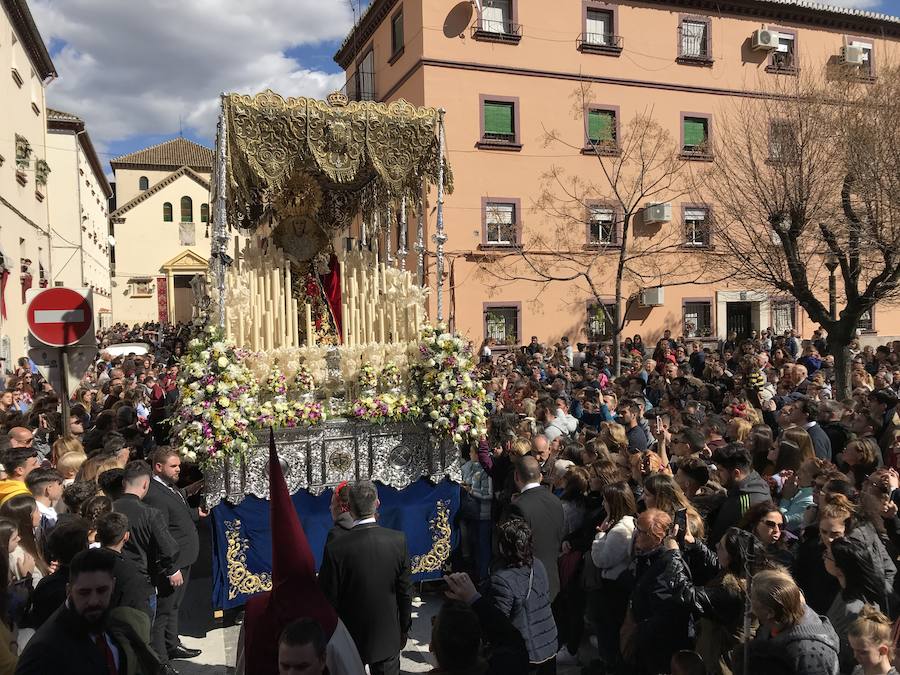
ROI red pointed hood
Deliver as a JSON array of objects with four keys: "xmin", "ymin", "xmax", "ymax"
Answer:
[
  {"xmin": 243, "ymin": 429, "xmax": 338, "ymax": 675},
  {"xmin": 266, "ymin": 428, "xmax": 337, "ymax": 632}
]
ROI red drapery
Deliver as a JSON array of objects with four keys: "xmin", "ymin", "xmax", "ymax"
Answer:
[
  {"xmin": 20, "ymin": 273, "xmax": 32, "ymax": 304},
  {"xmin": 0, "ymin": 269, "xmax": 8, "ymax": 320},
  {"xmin": 318, "ymin": 255, "xmax": 343, "ymax": 343}
]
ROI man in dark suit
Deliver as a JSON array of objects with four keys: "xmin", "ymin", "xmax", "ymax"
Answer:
[
  {"xmin": 96, "ymin": 511, "xmax": 155, "ymax": 621},
  {"xmin": 143, "ymin": 447, "xmax": 203, "ymax": 663},
  {"xmin": 16, "ymin": 548, "xmax": 162, "ymax": 675},
  {"xmin": 318, "ymin": 480, "xmax": 412, "ymax": 675},
  {"xmin": 113, "ymin": 460, "xmax": 180, "ymax": 674},
  {"xmin": 505, "ymin": 455, "xmax": 565, "ymax": 600}
]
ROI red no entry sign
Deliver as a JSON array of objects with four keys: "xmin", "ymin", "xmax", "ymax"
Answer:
[{"xmin": 27, "ymin": 288, "xmax": 94, "ymax": 347}]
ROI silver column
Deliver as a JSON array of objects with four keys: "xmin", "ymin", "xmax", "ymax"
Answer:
[
  {"xmin": 415, "ymin": 183, "xmax": 425, "ymax": 286},
  {"xmin": 213, "ymin": 94, "xmax": 228, "ymax": 330},
  {"xmin": 398, "ymin": 196, "xmax": 408, "ymax": 271},
  {"xmin": 434, "ymin": 109, "xmax": 447, "ymax": 323}
]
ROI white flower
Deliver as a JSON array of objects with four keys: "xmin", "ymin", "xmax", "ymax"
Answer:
[
  {"xmin": 217, "ymin": 356, "xmax": 229, "ymax": 368},
  {"xmin": 200, "ymin": 351, "xmax": 210, "ymax": 361}
]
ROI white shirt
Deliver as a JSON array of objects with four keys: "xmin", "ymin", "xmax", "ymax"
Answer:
[
  {"xmin": 36, "ymin": 501, "xmax": 57, "ymax": 525},
  {"xmin": 520, "ymin": 482, "xmax": 542, "ymax": 494},
  {"xmin": 352, "ymin": 517, "xmax": 377, "ymax": 527}
]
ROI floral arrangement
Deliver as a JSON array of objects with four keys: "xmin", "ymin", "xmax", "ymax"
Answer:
[
  {"xmin": 413, "ymin": 323, "xmax": 488, "ymax": 443},
  {"xmin": 173, "ymin": 326, "xmax": 258, "ymax": 466},
  {"xmin": 358, "ymin": 363, "xmax": 379, "ymax": 392},
  {"xmin": 264, "ymin": 365, "xmax": 288, "ymax": 398},
  {"xmin": 257, "ymin": 399, "xmax": 327, "ymax": 429},
  {"xmin": 294, "ymin": 364, "xmax": 313, "ymax": 392},
  {"xmin": 381, "ymin": 362, "xmax": 401, "ymax": 391},
  {"xmin": 349, "ymin": 393, "xmax": 420, "ymax": 424},
  {"xmin": 173, "ymin": 322, "xmax": 488, "ymax": 464}
]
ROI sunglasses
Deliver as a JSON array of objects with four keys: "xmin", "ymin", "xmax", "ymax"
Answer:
[{"xmin": 761, "ymin": 519, "xmax": 782, "ymax": 530}]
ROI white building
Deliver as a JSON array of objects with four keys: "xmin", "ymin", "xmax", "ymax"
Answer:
[
  {"xmin": 109, "ymin": 138, "xmax": 216, "ymax": 325},
  {"xmin": 0, "ymin": 0, "xmax": 56, "ymax": 366},
  {"xmin": 46, "ymin": 109, "xmax": 114, "ymax": 330}
]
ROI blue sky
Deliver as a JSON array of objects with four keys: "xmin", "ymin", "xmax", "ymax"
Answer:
[
  {"xmin": 30, "ymin": 0, "xmax": 899, "ymax": 175},
  {"xmin": 31, "ymin": 0, "xmax": 363, "ymax": 176}
]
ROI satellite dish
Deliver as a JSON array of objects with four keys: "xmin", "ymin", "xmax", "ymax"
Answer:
[{"xmin": 444, "ymin": 1, "xmax": 474, "ymax": 38}]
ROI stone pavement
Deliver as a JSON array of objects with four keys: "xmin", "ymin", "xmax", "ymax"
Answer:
[{"xmin": 171, "ymin": 586, "xmax": 588, "ymax": 674}]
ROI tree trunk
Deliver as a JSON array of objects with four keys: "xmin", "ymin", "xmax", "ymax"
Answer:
[
  {"xmin": 827, "ymin": 333, "xmax": 853, "ymax": 401},
  {"xmin": 612, "ymin": 280, "xmax": 623, "ymax": 378}
]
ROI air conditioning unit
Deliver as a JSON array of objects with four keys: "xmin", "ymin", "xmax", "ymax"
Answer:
[
  {"xmin": 643, "ymin": 202, "xmax": 672, "ymax": 224},
  {"xmin": 640, "ymin": 287, "xmax": 665, "ymax": 307},
  {"xmin": 840, "ymin": 44, "xmax": 865, "ymax": 65},
  {"xmin": 752, "ymin": 28, "xmax": 779, "ymax": 51}
]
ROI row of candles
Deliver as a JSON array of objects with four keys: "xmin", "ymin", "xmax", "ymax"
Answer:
[
  {"xmin": 339, "ymin": 242, "xmax": 422, "ymax": 347},
  {"xmin": 224, "ymin": 236, "xmax": 423, "ymax": 350},
  {"xmin": 224, "ymin": 237, "xmax": 313, "ymax": 351}
]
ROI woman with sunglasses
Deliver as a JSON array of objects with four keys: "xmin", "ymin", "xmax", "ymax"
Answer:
[{"xmin": 739, "ymin": 501, "xmax": 794, "ymax": 567}]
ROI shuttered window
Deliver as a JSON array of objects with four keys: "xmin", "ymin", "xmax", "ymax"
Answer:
[
  {"xmin": 588, "ymin": 109, "xmax": 615, "ymax": 144},
  {"xmin": 683, "ymin": 117, "xmax": 708, "ymax": 150},
  {"xmin": 484, "ymin": 101, "xmax": 515, "ymax": 140}
]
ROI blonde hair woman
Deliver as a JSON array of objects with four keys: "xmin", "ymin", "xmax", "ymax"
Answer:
[
  {"xmin": 746, "ymin": 569, "xmax": 840, "ymax": 674},
  {"xmin": 600, "ymin": 422, "xmax": 628, "ymax": 455}
]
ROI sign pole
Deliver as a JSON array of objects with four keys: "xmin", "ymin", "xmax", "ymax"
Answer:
[{"xmin": 59, "ymin": 347, "xmax": 71, "ymax": 441}]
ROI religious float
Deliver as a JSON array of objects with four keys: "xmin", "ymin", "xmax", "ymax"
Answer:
[{"xmin": 173, "ymin": 90, "xmax": 480, "ymax": 610}]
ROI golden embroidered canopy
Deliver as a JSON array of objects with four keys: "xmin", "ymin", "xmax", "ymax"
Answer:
[{"xmin": 223, "ymin": 90, "xmax": 451, "ymax": 233}]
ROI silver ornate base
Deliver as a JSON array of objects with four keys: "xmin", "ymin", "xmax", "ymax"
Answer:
[{"xmin": 203, "ymin": 418, "xmax": 462, "ymax": 508}]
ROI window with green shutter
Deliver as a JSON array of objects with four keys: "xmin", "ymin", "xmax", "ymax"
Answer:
[
  {"xmin": 588, "ymin": 109, "xmax": 616, "ymax": 145},
  {"xmin": 483, "ymin": 101, "xmax": 515, "ymax": 141},
  {"xmin": 683, "ymin": 117, "xmax": 708, "ymax": 151}
]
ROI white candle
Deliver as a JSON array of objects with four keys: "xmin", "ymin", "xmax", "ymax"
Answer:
[
  {"xmin": 390, "ymin": 304, "xmax": 398, "ymax": 344},
  {"xmin": 342, "ymin": 301, "xmax": 349, "ymax": 344},
  {"xmin": 305, "ymin": 303, "xmax": 313, "ymax": 348}
]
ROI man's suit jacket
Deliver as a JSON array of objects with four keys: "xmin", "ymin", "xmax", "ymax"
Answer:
[
  {"xmin": 143, "ymin": 477, "xmax": 199, "ymax": 570},
  {"xmin": 318, "ymin": 522, "xmax": 412, "ymax": 665},
  {"xmin": 109, "ymin": 550, "xmax": 155, "ymax": 620},
  {"xmin": 506, "ymin": 486, "xmax": 565, "ymax": 599},
  {"xmin": 16, "ymin": 603, "xmax": 161, "ymax": 675},
  {"xmin": 113, "ymin": 493, "xmax": 178, "ymax": 582}
]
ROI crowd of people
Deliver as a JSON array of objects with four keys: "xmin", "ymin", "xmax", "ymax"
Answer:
[
  {"xmin": 432, "ymin": 327, "xmax": 900, "ymax": 675},
  {"xmin": 0, "ymin": 318, "xmax": 898, "ymax": 674},
  {"xmin": 0, "ymin": 322, "xmax": 210, "ymax": 674}
]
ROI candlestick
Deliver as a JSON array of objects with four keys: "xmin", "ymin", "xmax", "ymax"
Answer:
[{"xmin": 305, "ymin": 303, "xmax": 313, "ymax": 348}]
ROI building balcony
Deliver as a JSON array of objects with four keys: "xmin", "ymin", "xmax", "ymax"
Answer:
[
  {"xmin": 472, "ymin": 20, "xmax": 522, "ymax": 45},
  {"xmin": 576, "ymin": 33, "xmax": 623, "ymax": 56}
]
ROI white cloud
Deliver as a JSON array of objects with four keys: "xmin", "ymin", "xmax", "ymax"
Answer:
[{"xmin": 32, "ymin": 0, "xmax": 353, "ymax": 150}]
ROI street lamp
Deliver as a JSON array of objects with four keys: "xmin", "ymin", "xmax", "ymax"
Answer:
[{"xmin": 824, "ymin": 252, "xmax": 839, "ymax": 320}]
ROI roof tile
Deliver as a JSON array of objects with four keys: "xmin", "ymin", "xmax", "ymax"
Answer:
[{"xmin": 110, "ymin": 138, "xmax": 214, "ymax": 170}]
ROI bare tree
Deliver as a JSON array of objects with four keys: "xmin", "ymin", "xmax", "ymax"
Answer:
[
  {"xmin": 701, "ymin": 67, "xmax": 900, "ymax": 398},
  {"xmin": 477, "ymin": 84, "xmax": 713, "ymax": 375}
]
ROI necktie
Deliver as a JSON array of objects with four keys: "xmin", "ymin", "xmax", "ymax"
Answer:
[{"xmin": 93, "ymin": 633, "xmax": 117, "ymax": 675}]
